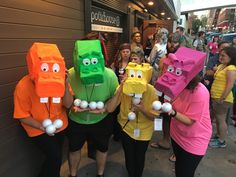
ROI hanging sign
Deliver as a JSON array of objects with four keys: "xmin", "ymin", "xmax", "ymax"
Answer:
[{"xmin": 91, "ymin": 6, "xmax": 123, "ymax": 33}]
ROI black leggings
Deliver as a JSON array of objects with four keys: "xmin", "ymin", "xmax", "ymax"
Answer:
[
  {"xmin": 121, "ymin": 131, "xmax": 149, "ymax": 177},
  {"xmin": 172, "ymin": 139, "xmax": 203, "ymax": 177},
  {"xmin": 32, "ymin": 132, "xmax": 65, "ymax": 177}
]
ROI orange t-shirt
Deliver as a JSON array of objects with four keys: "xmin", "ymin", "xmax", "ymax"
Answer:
[{"xmin": 14, "ymin": 75, "xmax": 68, "ymax": 137}]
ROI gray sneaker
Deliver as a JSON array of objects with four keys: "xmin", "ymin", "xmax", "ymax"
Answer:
[{"xmin": 209, "ymin": 139, "xmax": 226, "ymax": 148}]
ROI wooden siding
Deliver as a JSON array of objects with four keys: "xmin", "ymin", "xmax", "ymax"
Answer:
[
  {"xmin": 93, "ymin": 0, "xmax": 128, "ymax": 13},
  {"xmin": 0, "ymin": 0, "xmax": 84, "ymax": 176}
]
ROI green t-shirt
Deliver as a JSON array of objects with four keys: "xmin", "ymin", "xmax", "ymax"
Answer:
[
  {"xmin": 180, "ymin": 35, "xmax": 192, "ymax": 48},
  {"xmin": 69, "ymin": 67, "xmax": 119, "ymax": 124}
]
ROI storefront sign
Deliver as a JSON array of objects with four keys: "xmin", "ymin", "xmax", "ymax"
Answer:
[{"xmin": 91, "ymin": 6, "xmax": 123, "ymax": 33}]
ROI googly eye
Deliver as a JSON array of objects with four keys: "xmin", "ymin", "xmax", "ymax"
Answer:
[
  {"xmin": 91, "ymin": 58, "xmax": 98, "ymax": 65},
  {"xmin": 52, "ymin": 63, "xmax": 60, "ymax": 72},
  {"xmin": 167, "ymin": 65, "xmax": 175, "ymax": 73},
  {"xmin": 41, "ymin": 63, "xmax": 49, "ymax": 72},
  {"xmin": 129, "ymin": 70, "xmax": 135, "ymax": 78},
  {"xmin": 83, "ymin": 58, "xmax": 90, "ymax": 66},
  {"xmin": 136, "ymin": 70, "xmax": 142, "ymax": 79},
  {"xmin": 176, "ymin": 68, "xmax": 182, "ymax": 76}
]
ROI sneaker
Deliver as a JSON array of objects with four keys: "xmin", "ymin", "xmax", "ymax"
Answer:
[
  {"xmin": 210, "ymin": 135, "xmax": 219, "ymax": 142},
  {"xmin": 209, "ymin": 139, "xmax": 226, "ymax": 148}
]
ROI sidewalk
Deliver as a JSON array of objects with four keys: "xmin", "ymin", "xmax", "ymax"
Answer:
[{"xmin": 61, "ymin": 123, "xmax": 236, "ymax": 177}]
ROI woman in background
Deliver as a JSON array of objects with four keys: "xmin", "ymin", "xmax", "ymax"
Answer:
[
  {"xmin": 110, "ymin": 43, "xmax": 131, "ymax": 141},
  {"xmin": 130, "ymin": 46, "xmax": 145, "ymax": 64},
  {"xmin": 110, "ymin": 43, "xmax": 131, "ymax": 82},
  {"xmin": 210, "ymin": 46, "xmax": 236, "ymax": 148},
  {"xmin": 207, "ymin": 36, "xmax": 219, "ymax": 58}
]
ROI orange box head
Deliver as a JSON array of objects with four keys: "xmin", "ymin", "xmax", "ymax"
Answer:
[{"xmin": 26, "ymin": 43, "xmax": 65, "ymax": 97}]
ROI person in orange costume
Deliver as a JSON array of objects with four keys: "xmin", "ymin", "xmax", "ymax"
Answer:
[{"xmin": 13, "ymin": 43, "xmax": 73, "ymax": 177}]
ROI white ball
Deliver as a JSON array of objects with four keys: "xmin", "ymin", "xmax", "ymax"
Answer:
[
  {"xmin": 128, "ymin": 112, "xmax": 136, "ymax": 121},
  {"xmin": 45, "ymin": 125, "xmax": 56, "ymax": 134},
  {"xmin": 162, "ymin": 102, "xmax": 172, "ymax": 112},
  {"xmin": 132, "ymin": 97, "xmax": 141, "ymax": 105},
  {"xmin": 53, "ymin": 119, "xmax": 63, "ymax": 129},
  {"xmin": 80, "ymin": 100, "xmax": 88, "ymax": 109},
  {"xmin": 42, "ymin": 119, "xmax": 52, "ymax": 128},
  {"xmin": 96, "ymin": 101, "xmax": 104, "ymax": 109},
  {"xmin": 89, "ymin": 101, "xmax": 97, "ymax": 110},
  {"xmin": 152, "ymin": 101, "xmax": 162, "ymax": 111},
  {"xmin": 74, "ymin": 99, "xmax": 81, "ymax": 107}
]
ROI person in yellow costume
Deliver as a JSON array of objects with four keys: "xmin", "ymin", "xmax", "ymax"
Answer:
[{"xmin": 106, "ymin": 62, "xmax": 159, "ymax": 177}]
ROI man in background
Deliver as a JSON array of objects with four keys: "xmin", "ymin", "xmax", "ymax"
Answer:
[{"xmin": 176, "ymin": 26, "xmax": 192, "ymax": 48}]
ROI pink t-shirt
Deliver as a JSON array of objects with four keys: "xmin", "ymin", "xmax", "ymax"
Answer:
[
  {"xmin": 208, "ymin": 42, "xmax": 218, "ymax": 54},
  {"xmin": 170, "ymin": 83, "xmax": 212, "ymax": 155}
]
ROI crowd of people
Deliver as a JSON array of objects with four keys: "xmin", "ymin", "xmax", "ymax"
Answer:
[{"xmin": 13, "ymin": 26, "xmax": 236, "ymax": 177}]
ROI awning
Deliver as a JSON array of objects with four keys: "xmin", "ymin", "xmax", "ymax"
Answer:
[{"xmin": 130, "ymin": 0, "xmax": 178, "ymax": 20}]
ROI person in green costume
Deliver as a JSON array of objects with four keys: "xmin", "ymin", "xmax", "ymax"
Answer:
[{"xmin": 67, "ymin": 40, "xmax": 119, "ymax": 177}]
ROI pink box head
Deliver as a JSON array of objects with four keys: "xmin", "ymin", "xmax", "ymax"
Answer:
[{"xmin": 155, "ymin": 47, "xmax": 206, "ymax": 101}]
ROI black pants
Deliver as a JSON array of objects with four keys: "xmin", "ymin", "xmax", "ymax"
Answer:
[
  {"xmin": 172, "ymin": 139, "xmax": 203, "ymax": 177},
  {"xmin": 32, "ymin": 132, "xmax": 64, "ymax": 177},
  {"xmin": 121, "ymin": 131, "xmax": 149, "ymax": 177}
]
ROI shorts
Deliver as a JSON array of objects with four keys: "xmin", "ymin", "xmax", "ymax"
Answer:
[
  {"xmin": 66, "ymin": 114, "xmax": 113, "ymax": 153},
  {"xmin": 211, "ymin": 99, "xmax": 232, "ymax": 121}
]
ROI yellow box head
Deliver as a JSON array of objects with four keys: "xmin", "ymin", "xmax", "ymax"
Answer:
[{"xmin": 123, "ymin": 62, "xmax": 152, "ymax": 95}]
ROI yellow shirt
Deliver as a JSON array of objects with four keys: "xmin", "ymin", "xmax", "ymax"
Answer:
[
  {"xmin": 211, "ymin": 64, "xmax": 236, "ymax": 103},
  {"xmin": 118, "ymin": 84, "xmax": 159, "ymax": 141}
]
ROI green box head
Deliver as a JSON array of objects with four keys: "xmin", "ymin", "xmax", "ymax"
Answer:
[{"xmin": 73, "ymin": 40, "xmax": 105, "ymax": 84}]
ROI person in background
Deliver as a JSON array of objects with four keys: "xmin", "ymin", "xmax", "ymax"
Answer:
[
  {"xmin": 209, "ymin": 46, "xmax": 236, "ymax": 148},
  {"xmin": 159, "ymin": 32, "xmax": 181, "ymax": 76},
  {"xmin": 131, "ymin": 32, "xmax": 143, "ymax": 51},
  {"xmin": 166, "ymin": 32, "xmax": 181, "ymax": 54},
  {"xmin": 144, "ymin": 35, "xmax": 153, "ymax": 57},
  {"xmin": 110, "ymin": 43, "xmax": 131, "ymax": 141},
  {"xmin": 130, "ymin": 46, "xmax": 145, "ymax": 64},
  {"xmin": 207, "ymin": 36, "xmax": 219, "ymax": 58},
  {"xmin": 160, "ymin": 28, "xmax": 169, "ymax": 45},
  {"xmin": 103, "ymin": 32, "xmax": 121, "ymax": 66},
  {"xmin": 193, "ymin": 31, "xmax": 206, "ymax": 52},
  {"xmin": 13, "ymin": 43, "xmax": 73, "ymax": 177},
  {"xmin": 110, "ymin": 43, "xmax": 131, "ymax": 82},
  {"xmin": 150, "ymin": 32, "xmax": 182, "ymax": 152},
  {"xmin": 176, "ymin": 26, "xmax": 192, "ymax": 48},
  {"xmin": 231, "ymin": 36, "xmax": 236, "ymax": 48},
  {"xmin": 203, "ymin": 41, "xmax": 230, "ymax": 91},
  {"xmin": 147, "ymin": 31, "xmax": 167, "ymax": 84}
]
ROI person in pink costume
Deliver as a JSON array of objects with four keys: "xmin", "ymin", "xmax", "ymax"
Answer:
[{"xmin": 155, "ymin": 47, "xmax": 212, "ymax": 177}]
